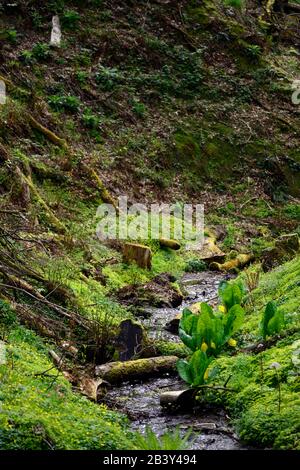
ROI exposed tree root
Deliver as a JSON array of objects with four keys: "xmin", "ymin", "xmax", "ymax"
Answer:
[
  {"xmin": 29, "ymin": 159, "xmax": 69, "ymax": 183},
  {"xmin": 288, "ymin": 2, "xmax": 300, "ymax": 12},
  {"xmin": 28, "ymin": 114, "xmax": 68, "ymax": 149},
  {"xmin": 21, "ymin": 173, "xmax": 66, "ymax": 233},
  {"xmin": 1, "ymin": 143, "xmax": 68, "ymax": 233},
  {"xmin": 83, "ymin": 165, "xmax": 118, "ymax": 209}
]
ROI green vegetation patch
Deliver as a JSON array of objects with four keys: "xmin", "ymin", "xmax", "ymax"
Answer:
[
  {"xmin": 0, "ymin": 325, "xmax": 134, "ymax": 450},
  {"xmin": 203, "ymin": 257, "xmax": 300, "ymax": 449}
]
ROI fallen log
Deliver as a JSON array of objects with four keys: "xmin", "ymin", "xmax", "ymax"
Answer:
[
  {"xmin": 22, "ymin": 173, "xmax": 66, "ymax": 233},
  {"xmin": 78, "ymin": 376, "xmax": 109, "ymax": 402},
  {"xmin": 95, "ymin": 356, "xmax": 178, "ymax": 384},
  {"xmin": 159, "ymin": 238, "xmax": 181, "ymax": 250},
  {"xmin": 195, "ymin": 237, "xmax": 226, "ymax": 264},
  {"xmin": 48, "ymin": 350, "xmax": 108, "ymax": 401},
  {"xmin": 210, "ymin": 253, "xmax": 254, "ymax": 272},
  {"xmin": 14, "ymin": 303, "xmax": 59, "ymax": 339}
]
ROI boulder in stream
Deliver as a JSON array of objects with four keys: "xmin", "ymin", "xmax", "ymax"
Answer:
[
  {"xmin": 115, "ymin": 319, "xmax": 145, "ymax": 361},
  {"xmin": 196, "ymin": 237, "xmax": 226, "ymax": 264},
  {"xmin": 117, "ymin": 273, "xmax": 183, "ymax": 308},
  {"xmin": 166, "ymin": 302, "xmax": 201, "ymax": 334},
  {"xmin": 165, "ymin": 313, "xmax": 182, "ymax": 334},
  {"xmin": 262, "ymin": 233, "xmax": 299, "ymax": 271}
]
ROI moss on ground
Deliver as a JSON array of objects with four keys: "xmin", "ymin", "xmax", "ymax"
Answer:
[
  {"xmin": 240, "ymin": 257, "xmax": 300, "ymax": 341},
  {"xmin": 0, "ymin": 324, "xmax": 135, "ymax": 450},
  {"xmin": 155, "ymin": 340, "xmax": 189, "ymax": 359}
]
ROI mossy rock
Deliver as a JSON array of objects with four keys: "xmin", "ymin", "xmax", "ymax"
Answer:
[
  {"xmin": 154, "ymin": 340, "xmax": 188, "ymax": 358},
  {"xmin": 262, "ymin": 234, "xmax": 299, "ymax": 271},
  {"xmin": 197, "ymin": 237, "xmax": 226, "ymax": 264},
  {"xmin": 165, "ymin": 302, "xmax": 201, "ymax": 334}
]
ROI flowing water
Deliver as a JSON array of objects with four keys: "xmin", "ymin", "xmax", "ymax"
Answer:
[{"xmin": 104, "ymin": 272, "xmax": 249, "ymax": 450}]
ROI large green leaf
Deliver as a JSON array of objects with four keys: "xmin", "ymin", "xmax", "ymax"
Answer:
[
  {"xmin": 179, "ymin": 308, "xmax": 197, "ymax": 336},
  {"xmin": 224, "ymin": 304, "xmax": 245, "ymax": 340},
  {"xmin": 200, "ymin": 302, "xmax": 214, "ymax": 317},
  {"xmin": 177, "ymin": 359, "xmax": 193, "ymax": 385},
  {"xmin": 267, "ymin": 309, "xmax": 284, "ymax": 337},
  {"xmin": 219, "ymin": 281, "xmax": 243, "ymax": 310},
  {"xmin": 261, "ymin": 301, "xmax": 277, "ymax": 339},
  {"xmin": 178, "ymin": 328, "xmax": 195, "ymax": 351},
  {"xmin": 189, "ymin": 350, "xmax": 212, "ymax": 387},
  {"xmin": 212, "ymin": 318, "xmax": 226, "ymax": 352},
  {"xmin": 196, "ymin": 309, "xmax": 224, "ymax": 354}
]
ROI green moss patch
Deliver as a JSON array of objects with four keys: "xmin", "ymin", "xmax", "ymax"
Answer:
[{"xmin": 0, "ymin": 326, "xmax": 135, "ymax": 450}]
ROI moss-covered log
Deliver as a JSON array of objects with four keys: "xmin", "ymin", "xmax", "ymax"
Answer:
[
  {"xmin": 210, "ymin": 254, "xmax": 254, "ymax": 272},
  {"xmin": 95, "ymin": 356, "xmax": 178, "ymax": 384},
  {"xmin": 159, "ymin": 238, "xmax": 181, "ymax": 250}
]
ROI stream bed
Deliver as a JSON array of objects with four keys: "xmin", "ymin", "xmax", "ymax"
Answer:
[{"xmin": 104, "ymin": 272, "xmax": 249, "ymax": 450}]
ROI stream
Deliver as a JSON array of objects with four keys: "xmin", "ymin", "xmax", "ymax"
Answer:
[{"xmin": 104, "ymin": 272, "xmax": 248, "ymax": 450}]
